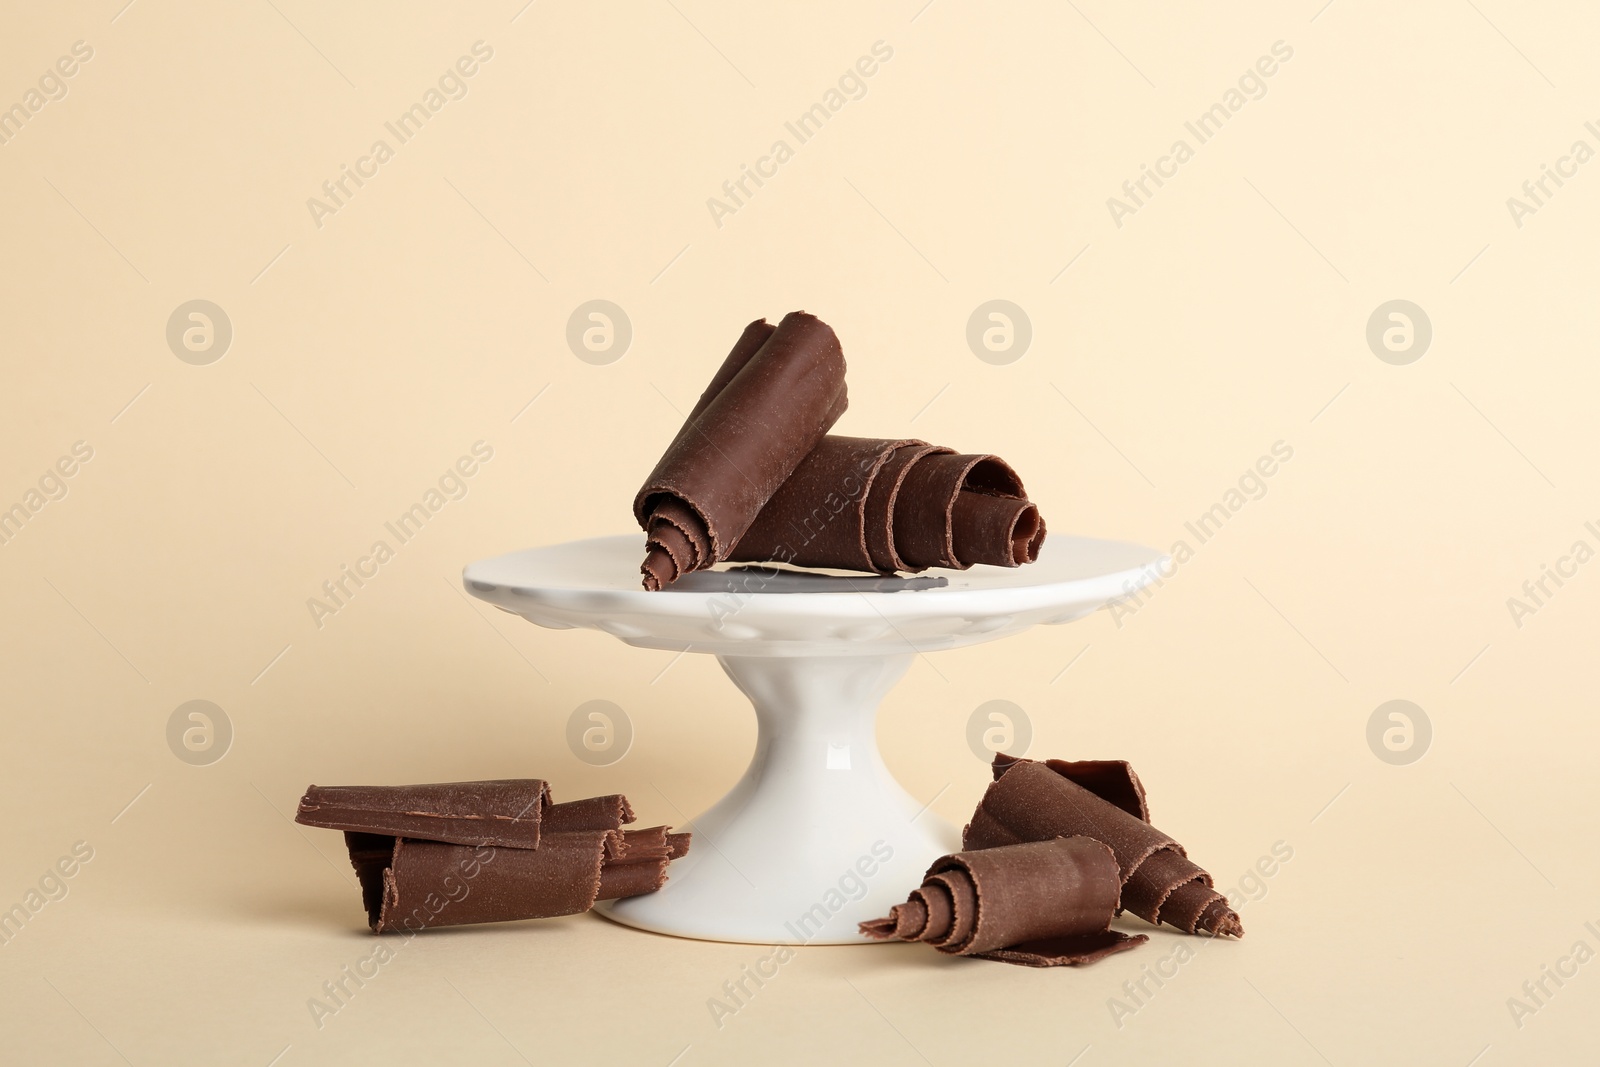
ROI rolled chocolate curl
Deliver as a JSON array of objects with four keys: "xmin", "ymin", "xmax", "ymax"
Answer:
[
  {"xmin": 728, "ymin": 436, "xmax": 920, "ymax": 573},
  {"xmin": 729, "ymin": 437, "xmax": 1046, "ymax": 574},
  {"xmin": 298, "ymin": 781, "xmax": 689, "ymax": 933},
  {"xmin": 341, "ymin": 824, "xmax": 691, "ymax": 933},
  {"xmin": 892, "ymin": 451, "xmax": 1037, "ymax": 570},
  {"xmin": 859, "ymin": 837, "xmax": 1146, "ymax": 966},
  {"xmin": 863, "ymin": 443, "xmax": 946, "ymax": 573},
  {"xmin": 963, "ymin": 755, "xmax": 1242, "ymax": 937},
  {"xmin": 346, "ymin": 830, "xmax": 578, "ymax": 933},
  {"xmin": 634, "ymin": 312, "xmax": 849, "ymax": 589}
]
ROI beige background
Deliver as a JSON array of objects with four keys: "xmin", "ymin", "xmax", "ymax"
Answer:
[{"xmin": 3, "ymin": 1, "xmax": 1597, "ymax": 1064}]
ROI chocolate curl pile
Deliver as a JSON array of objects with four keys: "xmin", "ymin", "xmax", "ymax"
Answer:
[
  {"xmin": 634, "ymin": 312, "xmax": 1046, "ymax": 588},
  {"xmin": 633, "ymin": 313, "xmax": 848, "ymax": 590},
  {"xmin": 860, "ymin": 837, "xmax": 1146, "ymax": 967},
  {"xmin": 729, "ymin": 437, "xmax": 1046, "ymax": 573},
  {"xmin": 296, "ymin": 780, "xmax": 690, "ymax": 933},
  {"xmin": 964, "ymin": 755, "xmax": 1242, "ymax": 938}
]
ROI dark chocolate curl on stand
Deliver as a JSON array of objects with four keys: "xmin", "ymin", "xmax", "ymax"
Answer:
[
  {"xmin": 634, "ymin": 312, "xmax": 849, "ymax": 590},
  {"xmin": 729, "ymin": 436, "xmax": 921, "ymax": 573},
  {"xmin": 859, "ymin": 837, "xmax": 1145, "ymax": 966},
  {"xmin": 730, "ymin": 439, "xmax": 1046, "ymax": 575},
  {"xmin": 864, "ymin": 443, "xmax": 947, "ymax": 573},
  {"xmin": 893, "ymin": 452, "xmax": 1043, "ymax": 571},
  {"xmin": 951, "ymin": 492, "xmax": 1046, "ymax": 568}
]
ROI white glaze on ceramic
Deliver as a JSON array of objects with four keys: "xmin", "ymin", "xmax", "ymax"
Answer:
[{"xmin": 463, "ymin": 534, "xmax": 1165, "ymax": 944}]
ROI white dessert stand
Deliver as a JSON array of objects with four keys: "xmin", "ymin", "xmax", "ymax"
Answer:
[{"xmin": 463, "ymin": 534, "xmax": 1165, "ymax": 944}]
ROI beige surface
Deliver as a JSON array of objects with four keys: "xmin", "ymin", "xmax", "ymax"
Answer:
[{"xmin": 2, "ymin": 1, "xmax": 1597, "ymax": 1064}]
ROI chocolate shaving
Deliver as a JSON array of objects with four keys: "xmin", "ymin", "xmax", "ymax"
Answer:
[
  {"xmin": 634, "ymin": 312, "xmax": 849, "ymax": 590},
  {"xmin": 965, "ymin": 756, "xmax": 1241, "ymax": 937},
  {"xmin": 297, "ymin": 781, "xmax": 689, "ymax": 934},
  {"xmin": 859, "ymin": 837, "xmax": 1146, "ymax": 966}
]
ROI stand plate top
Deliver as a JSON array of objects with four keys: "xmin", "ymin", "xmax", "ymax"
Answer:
[{"xmin": 463, "ymin": 534, "xmax": 1165, "ymax": 655}]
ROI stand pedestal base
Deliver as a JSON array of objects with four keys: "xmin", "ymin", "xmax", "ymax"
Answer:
[
  {"xmin": 465, "ymin": 534, "xmax": 1167, "ymax": 944},
  {"xmin": 596, "ymin": 653, "xmax": 957, "ymax": 944}
]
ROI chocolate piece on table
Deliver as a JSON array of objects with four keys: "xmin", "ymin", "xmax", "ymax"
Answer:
[
  {"xmin": 295, "ymin": 780, "xmax": 552, "ymax": 849},
  {"xmin": 729, "ymin": 437, "xmax": 1047, "ymax": 575},
  {"xmin": 351, "ymin": 830, "xmax": 613, "ymax": 933},
  {"xmin": 964, "ymin": 756, "xmax": 1242, "ymax": 937},
  {"xmin": 347, "ymin": 826, "xmax": 692, "ymax": 933},
  {"xmin": 634, "ymin": 312, "xmax": 849, "ymax": 590},
  {"xmin": 859, "ymin": 837, "xmax": 1145, "ymax": 966},
  {"xmin": 301, "ymin": 782, "xmax": 688, "ymax": 932},
  {"xmin": 296, "ymin": 782, "xmax": 636, "ymax": 846}
]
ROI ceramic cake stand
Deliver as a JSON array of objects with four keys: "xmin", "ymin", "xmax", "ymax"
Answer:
[{"xmin": 463, "ymin": 534, "xmax": 1164, "ymax": 945}]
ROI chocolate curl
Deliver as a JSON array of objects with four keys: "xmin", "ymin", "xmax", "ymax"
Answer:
[
  {"xmin": 344, "ymin": 825, "xmax": 693, "ymax": 932},
  {"xmin": 642, "ymin": 321, "xmax": 787, "ymax": 584},
  {"xmin": 894, "ymin": 453, "xmax": 1037, "ymax": 571},
  {"xmin": 965, "ymin": 756, "xmax": 1242, "ymax": 938},
  {"xmin": 730, "ymin": 438, "xmax": 1047, "ymax": 575},
  {"xmin": 301, "ymin": 782, "xmax": 688, "ymax": 933},
  {"xmin": 296, "ymin": 780, "xmax": 551, "ymax": 849},
  {"xmin": 729, "ymin": 436, "xmax": 921, "ymax": 572},
  {"xmin": 644, "ymin": 498, "xmax": 710, "ymax": 587},
  {"xmin": 349, "ymin": 831, "xmax": 606, "ymax": 933},
  {"xmin": 859, "ymin": 837, "xmax": 1146, "ymax": 967},
  {"xmin": 634, "ymin": 312, "xmax": 849, "ymax": 589},
  {"xmin": 951, "ymin": 492, "xmax": 1046, "ymax": 568},
  {"xmin": 865, "ymin": 443, "xmax": 948, "ymax": 573}
]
